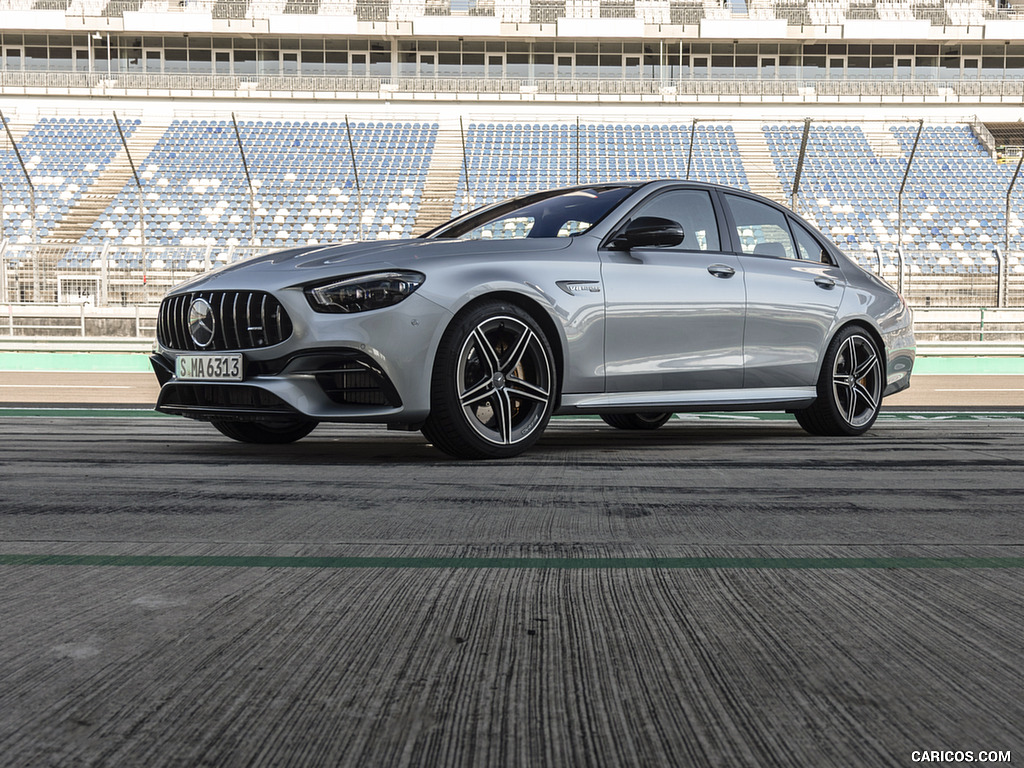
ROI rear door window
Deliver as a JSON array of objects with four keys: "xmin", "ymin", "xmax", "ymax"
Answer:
[
  {"xmin": 789, "ymin": 218, "xmax": 832, "ymax": 264},
  {"xmin": 723, "ymin": 194, "xmax": 797, "ymax": 260}
]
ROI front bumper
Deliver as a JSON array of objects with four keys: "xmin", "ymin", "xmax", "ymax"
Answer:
[{"xmin": 152, "ymin": 291, "xmax": 451, "ymax": 425}]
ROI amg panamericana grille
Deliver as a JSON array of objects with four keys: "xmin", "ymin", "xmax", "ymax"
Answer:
[{"xmin": 158, "ymin": 291, "xmax": 293, "ymax": 351}]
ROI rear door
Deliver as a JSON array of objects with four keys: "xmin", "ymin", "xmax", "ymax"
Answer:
[{"xmin": 720, "ymin": 193, "xmax": 846, "ymax": 389}]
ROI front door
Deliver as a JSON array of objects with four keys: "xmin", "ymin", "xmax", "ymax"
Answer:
[
  {"xmin": 143, "ymin": 48, "xmax": 162, "ymax": 74},
  {"xmin": 486, "ymin": 54, "xmax": 504, "ymax": 79},
  {"xmin": 280, "ymin": 51, "xmax": 298, "ymax": 76},
  {"xmin": 3, "ymin": 46, "xmax": 23, "ymax": 71},
  {"xmin": 73, "ymin": 48, "xmax": 90, "ymax": 72},
  {"xmin": 557, "ymin": 55, "xmax": 573, "ymax": 79},
  {"xmin": 214, "ymin": 50, "xmax": 233, "ymax": 75},
  {"xmin": 601, "ymin": 187, "xmax": 745, "ymax": 393},
  {"xmin": 419, "ymin": 53, "xmax": 436, "ymax": 78}
]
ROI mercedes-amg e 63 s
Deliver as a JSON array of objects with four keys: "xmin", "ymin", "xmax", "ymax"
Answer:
[{"xmin": 151, "ymin": 181, "xmax": 915, "ymax": 459}]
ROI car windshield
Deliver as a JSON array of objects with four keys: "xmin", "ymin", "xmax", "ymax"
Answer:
[{"xmin": 428, "ymin": 185, "xmax": 639, "ymax": 241}]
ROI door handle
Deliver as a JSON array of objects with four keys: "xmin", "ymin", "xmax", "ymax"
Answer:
[
  {"xmin": 708, "ymin": 264, "xmax": 736, "ymax": 279},
  {"xmin": 814, "ymin": 277, "xmax": 837, "ymax": 289}
]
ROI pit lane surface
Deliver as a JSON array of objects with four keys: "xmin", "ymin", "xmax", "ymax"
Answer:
[{"xmin": 1, "ymin": 415, "xmax": 1022, "ymax": 767}]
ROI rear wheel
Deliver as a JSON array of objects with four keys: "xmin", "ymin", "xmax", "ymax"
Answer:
[
  {"xmin": 422, "ymin": 301, "xmax": 556, "ymax": 459},
  {"xmin": 600, "ymin": 412, "xmax": 673, "ymax": 430},
  {"xmin": 211, "ymin": 417, "xmax": 318, "ymax": 444},
  {"xmin": 794, "ymin": 326, "xmax": 883, "ymax": 436}
]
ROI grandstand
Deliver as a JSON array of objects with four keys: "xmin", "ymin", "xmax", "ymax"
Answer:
[{"xmin": 2, "ymin": 0, "xmax": 1024, "ymax": 322}]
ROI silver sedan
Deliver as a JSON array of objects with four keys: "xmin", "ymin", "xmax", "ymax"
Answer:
[{"xmin": 151, "ymin": 181, "xmax": 915, "ymax": 459}]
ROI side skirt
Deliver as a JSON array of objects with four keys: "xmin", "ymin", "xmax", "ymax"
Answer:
[{"xmin": 556, "ymin": 387, "xmax": 817, "ymax": 415}]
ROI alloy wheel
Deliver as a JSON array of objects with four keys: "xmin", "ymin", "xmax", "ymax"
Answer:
[
  {"xmin": 456, "ymin": 315, "xmax": 553, "ymax": 446},
  {"xmin": 831, "ymin": 333, "xmax": 883, "ymax": 429}
]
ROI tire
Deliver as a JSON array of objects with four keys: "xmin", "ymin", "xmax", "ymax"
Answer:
[
  {"xmin": 794, "ymin": 326, "xmax": 884, "ymax": 437},
  {"xmin": 600, "ymin": 412, "xmax": 673, "ymax": 430},
  {"xmin": 422, "ymin": 301, "xmax": 557, "ymax": 459},
  {"xmin": 211, "ymin": 417, "xmax": 318, "ymax": 444}
]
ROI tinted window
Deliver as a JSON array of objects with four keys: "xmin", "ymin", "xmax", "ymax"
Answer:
[
  {"xmin": 626, "ymin": 189, "xmax": 720, "ymax": 251},
  {"xmin": 432, "ymin": 186, "xmax": 637, "ymax": 240},
  {"xmin": 724, "ymin": 194, "xmax": 797, "ymax": 260},
  {"xmin": 790, "ymin": 219, "xmax": 830, "ymax": 263}
]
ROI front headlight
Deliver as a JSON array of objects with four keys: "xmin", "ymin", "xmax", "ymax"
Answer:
[{"xmin": 305, "ymin": 271, "xmax": 425, "ymax": 314}]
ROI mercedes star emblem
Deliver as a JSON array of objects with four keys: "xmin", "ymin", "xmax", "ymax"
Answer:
[{"xmin": 188, "ymin": 298, "xmax": 216, "ymax": 348}]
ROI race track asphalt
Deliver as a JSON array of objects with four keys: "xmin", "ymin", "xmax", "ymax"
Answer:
[{"xmin": 0, "ymin": 410, "xmax": 1021, "ymax": 767}]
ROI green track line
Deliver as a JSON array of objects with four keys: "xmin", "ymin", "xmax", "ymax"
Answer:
[
  {"xmin": 0, "ymin": 408, "xmax": 166, "ymax": 417},
  {"xmin": 0, "ymin": 352, "xmax": 152, "ymax": 373},
  {"xmin": 1, "ymin": 554, "xmax": 1022, "ymax": 570},
  {"xmin": 913, "ymin": 357, "xmax": 1024, "ymax": 375}
]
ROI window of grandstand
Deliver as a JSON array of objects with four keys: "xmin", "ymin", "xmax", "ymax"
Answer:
[{"xmin": 2, "ymin": 35, "xmax": 1024, "ymax": 83}]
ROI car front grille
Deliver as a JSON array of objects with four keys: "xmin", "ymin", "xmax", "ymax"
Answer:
[{"xmin": 158, "ymin": 291, "xmax": 293, "ymax": 351}]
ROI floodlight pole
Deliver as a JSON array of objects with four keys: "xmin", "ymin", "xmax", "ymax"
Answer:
[
  {"xmin": 686, "ymin": 118, "xmax": 697, "ymax": 179},
  {"xmin": 994, "ymin": 149, "xmax": 1024, "ymax": 308},
  {"xmin": 575, "ymin": 116, "xmax": 580, "ymax": 185},
  {"xmin": 113, "ymin": 111, "xmax": 145, "ymax": 295},
  {"xmin": 897, "ymin": 119, "xmax": 924, "ymax": 253},
  {"xmin": 0, "ymin": 237, "xmax": 8, "ymax": 303},
  {"xmin": 231, "ymin": 112, "xmax": 257, "ymax": 247},
  {"xmin": 459, "ymin": 115, "xmax": 472, "ymax": 206},
  {"xmin": 1, "ymin": 109, "xmax": 39, "ymax": 299},
  {"xmin": 791, "ymin": 118, "xmax": 812, "ymax": 213},
  {"xmin": 993, "ymin": 246, "xmax": 1004, "ymax": 308},
  {"xmin": 1004, "ymin": 149, "xmax": 1023, "ymax": 256},
  {"xmin": 344, "ymin": 115, "xmax": 364, "ymax": 241}
]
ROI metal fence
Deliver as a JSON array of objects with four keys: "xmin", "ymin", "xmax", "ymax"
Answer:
[
  {"xmin": 3, "ymin": 242, "xmax": 1022, "ymax": 310},
  {"xmin": 40, "ymin": 0, "xmax": 1024, "ymax": 22},
  {"xmin": 0, "ymin": 244, "xmax": 271, "ymax": 307},
  {"xmin": 2, "ymin": 113, "xmax": 1023, "ymax": 314},
  {"xmin": 847, "ymin": 249, "xmax": 1024, "ymax": 309}
]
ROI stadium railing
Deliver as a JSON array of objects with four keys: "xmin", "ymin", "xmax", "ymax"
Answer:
[
  {"xmin": 3, "ymin": 242, "xmax": 1023, "ymax": 310},
  {"xmin": 33, "ymin": 0, "xmax": 1024, "ymax": 21},
  {"xmin": 4, "ymin": 71, "xmax": 1024, "ymax": 100},
  {"xmin": 3, "ymin": 114, "xmax": 1022, "ymax": 315}
]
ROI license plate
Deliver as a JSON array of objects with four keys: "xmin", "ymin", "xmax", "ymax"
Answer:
[{"xmin": 176, "ymin": 353, "xmax": 243, "ymax": 381}]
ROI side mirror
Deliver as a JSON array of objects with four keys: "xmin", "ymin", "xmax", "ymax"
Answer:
[{"xmin": 610, "ymin": 216, "xmax": 685, "ymax": 250}]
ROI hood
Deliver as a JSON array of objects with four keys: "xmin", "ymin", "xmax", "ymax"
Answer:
[{"xmin": 167, "ymin": 236, "xmax": 574, "ymax": 293}]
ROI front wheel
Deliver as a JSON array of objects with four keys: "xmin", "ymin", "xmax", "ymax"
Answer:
[
  {"xmin": 794, "ymin": 326, "xmax": 884, "ymax": 436},
  {"xmin": 600, "ymin": 412, "xmax": 673, "ymax": 430},
  {"xmin": 211, "ymin": 417, "xmax": 318, "ymax": 444},
  {"xmin": 422, "ymin": 301, "xmax": 557, "ymax": 459}
]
